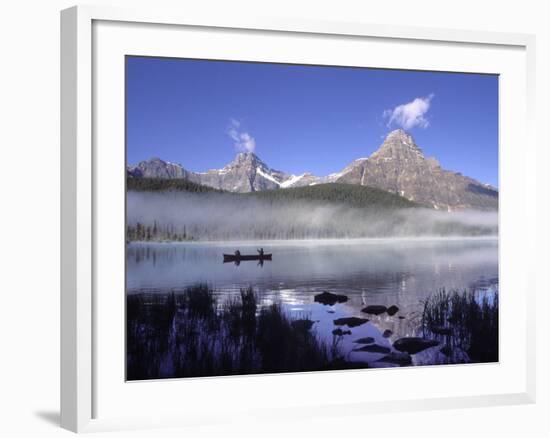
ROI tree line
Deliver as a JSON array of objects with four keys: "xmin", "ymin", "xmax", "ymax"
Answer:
[
  {"xmin": 127, "ymin": 177, "xmax": 222, "ymax": 193},
  {"xmin": 127, "ymin": 222, "xmax": 194, "ymax": 242}
]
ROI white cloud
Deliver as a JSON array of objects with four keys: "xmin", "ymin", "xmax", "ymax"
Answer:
[
  {"xmin": 227, "ymin": 119, "xmax": 256, "ymax": 153},
  {"xmin": 383, "ymin": 94, "xmax": 434, "ymax": 130}
]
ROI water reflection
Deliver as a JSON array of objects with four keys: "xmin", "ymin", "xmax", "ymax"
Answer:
[
  {"xmin": 126, "ymin": 238, "xmax": 498, "ymax": 378},
  {"xmin": 127, "ymin": 238, "xmax": 498, "ymax": 309}
]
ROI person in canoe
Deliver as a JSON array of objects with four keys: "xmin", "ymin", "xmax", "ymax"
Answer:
[
  {"xmin": 234, "ymin": 249, "xmax": 241, "ymax": 258},
  {"xmin": 257, "ymin": 248, "xmax": 264, "ymax": 257}
]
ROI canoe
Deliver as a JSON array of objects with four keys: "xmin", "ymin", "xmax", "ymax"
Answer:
[{"xmin": 223, "ymin": 253, "xmax": 272, "ymax": 262}]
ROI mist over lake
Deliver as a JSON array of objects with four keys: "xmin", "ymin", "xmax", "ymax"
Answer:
[
  {"xmin": 127, "ymin": 190, "xmax": 498, "ymax": 241},
  {"xmin": 127, "ymin": 238, "xmax": 498, "ymax": 297}
]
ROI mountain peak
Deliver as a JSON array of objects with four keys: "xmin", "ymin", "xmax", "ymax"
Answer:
[
  {"xmin": 228, "ymin": 151, "xmax": 266, "ymax": 168},
  {"xmin": 147, "ymin": 157, "xmax": 183, "ymax": 167},
  {"xmin": 372, "ymin": 129, "xmax": 424, "ymax": 160},
  {"xmin": 386, "ymin": 128, "xmax": 412, "ymax": 139},
  {"xmin": 235, "ymin": 151, "xmax": 259, "ymax": 160},
  {"xmin": 130, "ymin": 156, "xmax": 187, "ymax": 179}
]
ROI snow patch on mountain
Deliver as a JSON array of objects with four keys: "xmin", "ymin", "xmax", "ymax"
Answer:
[
  {"xmin": 280, "ymin": 174, "xmax": 304, "ymax": 188},
  {"xmin": 256, "ymin": 167, "xmax": 281, "ymax": 185}
]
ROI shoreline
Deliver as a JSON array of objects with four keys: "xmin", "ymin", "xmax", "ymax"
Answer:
[{"xmin": 127, "ymin": 235, "xmax": 499, "ymax": 246}]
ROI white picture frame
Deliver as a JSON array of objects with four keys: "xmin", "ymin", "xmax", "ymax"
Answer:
[{"xmin": 60, "ymin": 4, "xmax": 537, "ymax": 433}]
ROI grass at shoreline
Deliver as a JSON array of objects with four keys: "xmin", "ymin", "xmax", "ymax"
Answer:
[
  {"xmin": 126, "ymin": 284, "xmax": 500, "ymax": 379},
  {"xmin": 127, "ymin": 285, "xmax": 349, "ymax": 380},
  {"xmin": 421, "ymin": 289, "xmax": 498, "ymax": 363}
]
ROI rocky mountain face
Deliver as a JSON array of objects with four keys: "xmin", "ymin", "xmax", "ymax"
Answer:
[
  {"xmin": 128, "ymin": 129, "xmax": 498, "ymax": 210},
  {"xmin": 128, "ymin": 153, "xmax": 311, "ymax": 193},
  {"xmin": 333, "ymin": 130, "xmax": 498, "ymax": 211},
  {"xmin": 128, "ymin": 158, "xmax": 193, "ymax": 179},
  {"xmin": 198, "ymin": 152, "xmax": 289, "ymax": 192}
]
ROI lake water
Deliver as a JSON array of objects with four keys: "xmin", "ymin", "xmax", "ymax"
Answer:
[{"xmin": 127, "ymin": 238, "xmax": 498, "ymax": 368}]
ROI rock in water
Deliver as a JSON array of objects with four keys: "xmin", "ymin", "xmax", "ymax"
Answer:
[
  {"xmin": 362, "ymin": 305, "xmax": 387, "ymax": 315},
  {"xmin": 386, "ymin": 305, "xmax": 399, "ymax": 316},
  {"xmin": 314, "ymin": 291, "xmax": 348, "ymax": 306},
  {"xmin": 353, "ymin": 344, "xmax": 391, "ymax": 354},
  {"xmin": 383, "ymin": 329, "xmax": 393, "ymax": 338},
  {"xmin": 393, "ymin": 337, "xmax": 439, "ymax": 354},
  {"xmin": 354, "ymin": 337, "xmax": 375, "ymax": 344},
  {"xmin": 333, "ymin": 317, "xmax": 369, "ymax": 328},
  {"xmin": 332, "ymin": 328, "xmax": 352, "ymax": 336}
]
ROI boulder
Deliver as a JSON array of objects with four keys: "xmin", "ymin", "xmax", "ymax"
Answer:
[
  {"xmin": 386, "ymin": 305, "xmax": 399, "ymax": 316},
  {"xmin": 393, "ymin": 337, "xmax": 439, "ymax": 354},
  {"xmin": 354, "ymin": 337, "xmax": 375, "ymax": 344},
  {"xmin": 333, "ymin": 317, "xmax": 369, "ymax": 328},
  {"xmin": 314, "ymin": 291, "xmax": 348, "ymax": 306},
  {"xmin": 362, "ymin": 305, "xmax": 387, "ymax": 315},
  {"xmin": 382, "ymin": 329, "xmax": 393, "ymax": 338},
  {"xmin": 353, "ymin": 344, "xmax": 391, "ymax": 354},
  {"xmin": 332, "ymin": 328, "xmax": 352, "ymax": 336}
]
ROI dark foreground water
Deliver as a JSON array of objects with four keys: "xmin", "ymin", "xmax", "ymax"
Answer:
[{"xmin": 126, "ymin": 238, "xmax": 498, "ymax": 379}]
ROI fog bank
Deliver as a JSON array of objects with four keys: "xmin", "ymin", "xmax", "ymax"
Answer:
[{"xmin": 127, "ymin": 191, "xmax": 498, "ymax": 241}]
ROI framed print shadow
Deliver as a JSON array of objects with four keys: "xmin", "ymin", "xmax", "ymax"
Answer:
[
  {"xmin": 61, "ymin": 5, "xmax": 536, "ymax": 433},
  {"xmin": 125, "ymin": 57, "xmax": 499, "ymax": 380}
]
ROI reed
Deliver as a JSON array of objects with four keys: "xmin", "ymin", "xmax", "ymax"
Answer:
[
  {"xmin": 421, "ymin": 288, "xmax": 498, "ymax": 363},
  {"xmin": 127, "ymin": 284, "xmax": 344, "ymax": 380}
]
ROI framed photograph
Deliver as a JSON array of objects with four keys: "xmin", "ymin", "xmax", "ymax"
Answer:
[{"xmin": 61, "ymin": 5, "xmax": 536, "ymax": 433}]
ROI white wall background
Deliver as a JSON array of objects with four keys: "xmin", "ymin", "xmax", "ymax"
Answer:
[{"xmin": 0, "ymin": 0, "xmax": 547, "ymax": 436}]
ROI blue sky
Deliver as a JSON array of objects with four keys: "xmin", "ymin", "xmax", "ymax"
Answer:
[{"xmin": 126, "ymin": 56, "xmax": 499, "ymax": 187}]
